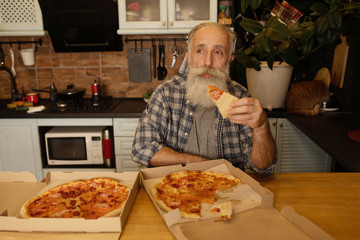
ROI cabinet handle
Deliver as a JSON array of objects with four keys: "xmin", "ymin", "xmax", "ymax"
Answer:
[
  {"xmin": 272, "ymin": 121, "xmax": 276, "ymax": 126},
  {"xmin": 279, "ymin": 123, "xmax": 283, "ymax": 128},
  {"xmin": 162, "ymin": 21, "xmax": 166, "ymax": 26},
  {"xmin": 169, "ymin": 21, "xmax": 173, "ymax": 26}
]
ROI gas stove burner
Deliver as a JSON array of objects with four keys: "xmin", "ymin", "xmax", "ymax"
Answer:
[
  {"xmin": 48, "ymin": 97, "xmax": 119, "ymax": 113},
  {"xmin": 57, "ymin": 101, "xmax": 68, "ymax": 108}
]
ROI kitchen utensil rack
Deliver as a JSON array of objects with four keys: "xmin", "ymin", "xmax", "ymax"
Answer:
[
  {"xmin": 124, "ymin": 37, "xmax": 187, "ymax": 44},
  {"xmin": 0, "ymin": 38, "xmax": 43, "ymax": 50}
]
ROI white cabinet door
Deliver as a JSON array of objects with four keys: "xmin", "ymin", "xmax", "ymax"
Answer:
[
  {"xmin": 273, "ymin": 118, "xmax": 332, "ymax": 173},
  {"xmin": 0, "ymin": 119, "xmax": 43, "ymax": 180},
  {"xmin": 113, "ymin": 118, "xmax": 143, "ymax": 172},
  {"xmin": 118, "ymin": 0, "xmax": 217, "ymax": 34}
]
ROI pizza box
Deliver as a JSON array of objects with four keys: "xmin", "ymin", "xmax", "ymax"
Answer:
[
  {"xmin": 0, "ymin": 171, "xmax": 140, "ymax": 233},
  {"xmin": 140, "ymin": 159, "xmax": 334, "ymax": 240}
]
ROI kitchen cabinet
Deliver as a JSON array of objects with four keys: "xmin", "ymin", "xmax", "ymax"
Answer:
[
  {"xmin": 117, "ymin": 0, "xmax": 218, "ymax": 34},
  {"xmin": 38, "ymin": 118, "xmax": 115, "ymax": 176},
  {"xmin": 113, "ymin": 118, "xmax": 143, "ymax": 172},
  {"xmin": 268, "ymin": 118, "xmax": 332, "ymax": 173},
  {"xmin": 0, "ymin": 119, "xmax": 43, "ymax": 180},
  {"xmin": 0, "ymin": 0, "xmax": 45, "ymax": 36}
]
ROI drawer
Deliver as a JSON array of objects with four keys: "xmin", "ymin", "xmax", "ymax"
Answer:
[
  {"xmin": 114, "ymin": 137, "xmax": 134, "ymax": 155},
  {"xmin": 115, "ymin": 155, "xmax": 143, "ymax": 172},
  {"xmin": 113, "ymin": 118, "xmax": 139, "ymax": 137}
]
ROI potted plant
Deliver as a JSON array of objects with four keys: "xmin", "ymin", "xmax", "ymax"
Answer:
[{"xmin": 233, "ymin": 0, "xmax": 360, "ymax": 110}]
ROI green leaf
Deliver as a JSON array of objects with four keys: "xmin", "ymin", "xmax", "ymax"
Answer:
[
  {"xmin": 310, "ymin": 2, "xmax": 329, "ymax": 15},
  {"xmin": 265, "ymin": 16, "xmax": 278, "ymax": 28},
  {"xmin": 301, "ymin": 37, "xmax": 314, "ymax": 56},
  {"xmin": 244, "ymin": 47, "xmax": 253, "ymax": 55},
  {"xmin": 315, "ymin": 15, "xmax": 330, "ymax": 35},
  {"xmin": 268, "ymin": 21, "xmax": 290, "ymax": 41},
  {"xmin": 249, "ymin": 56, "xmax": 261, "ymax": 71},
  {"xmin": 241, "ymin": 0, "xmax": 249, "ymax": 14},
  {"xmin": 280, "ymin": 48, "xmax": 298, "ymax": 66},
  {"xmin": 301, "ymin": 26, "xmax": 315, "ymax": 42},
  {"xmin": 249, "ymin": 0, "xmax": 262, "ymax": 10},
  {"xmin": 266, "ymin": 52, "xmax": 276, "ymax": 70},
  {"xmin": 240, "ymin": 18, "xmax": 264, "ymax": 33},
  {"xmin": 277, "ymin": 42, "xmax": 290, "ymax": 53},
  {"xmin": 261, "ymin": 34, "xmax": 273, "ymax": 53},
  {"xmin": 327, "ymin": 10, "xmax": 342, "ymax": 29}
]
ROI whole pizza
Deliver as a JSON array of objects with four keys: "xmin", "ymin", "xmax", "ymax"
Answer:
[
  {"xmin": 152, "ymin": 170, "xmax": 241, "ymax": 219},
  {"xmin": 20, "ymin": 177, "xmax": 129, "ymax": 219}
]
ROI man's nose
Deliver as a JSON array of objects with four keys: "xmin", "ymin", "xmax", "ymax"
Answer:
[{"xmin": 204, "ymin": 52, "xmax": 212, "ymax": 67}]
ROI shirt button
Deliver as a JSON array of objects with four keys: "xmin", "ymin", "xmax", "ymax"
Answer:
[{"xmin": 185, "ymin": 133, "xmax": 188, "ymax": 136}]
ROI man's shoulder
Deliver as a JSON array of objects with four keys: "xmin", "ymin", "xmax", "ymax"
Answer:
[{"xmin": 155, "ymin": 75, "xmax": 186, "ymax": 92}]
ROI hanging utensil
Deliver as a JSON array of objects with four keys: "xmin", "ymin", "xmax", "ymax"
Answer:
[
  {"xmin": 9, "ymin": 45, "xmax": 16, "ymax": 77},
  {"xmin": 157, "ymin": 39, "xmax": 164, "ymax": 80},
  {"xmin": 128, "ymin": 39, "xmax": 151, "ymax": 82},
  {"xmin": 152, "ymin": 40, "xmax": 156, "ymax": 78},
  {"xmin": 160, "ymin": 39, "xmax": 167, "ymax": 78}
]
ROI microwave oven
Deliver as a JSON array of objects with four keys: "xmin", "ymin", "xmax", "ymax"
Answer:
[{"xmin": 45, "ymin": 126, "xmax": 106, "ymax": 165}]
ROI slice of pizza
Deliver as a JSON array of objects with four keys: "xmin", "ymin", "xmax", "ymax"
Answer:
[
  {"xmin": 208, "ymin": 201, "xmax": 233, "ymax": 220},
  {"xmin": 208, "ymin": 85, "xmax": 238, "ymax": 118}
]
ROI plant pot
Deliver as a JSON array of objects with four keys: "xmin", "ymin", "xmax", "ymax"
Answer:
[{"xmin": 246, "ymin": 62, "xmax": 293, "ymax": 111}]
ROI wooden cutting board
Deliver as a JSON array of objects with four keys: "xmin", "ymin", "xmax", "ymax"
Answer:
[{"xmin": 331, "ymin": 34, "xmax": 349, "ymax": 88}]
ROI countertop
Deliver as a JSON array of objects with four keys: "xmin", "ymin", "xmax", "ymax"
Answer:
[
  {"xmin": 0, "ymin": 172, "xmax": 359, "ymax": 240},
  {"xmin": 1, "ymin": 98, "xmax": 359, "ymax": 171},
  {"xmin": 288, "ymin": 112, "xmax": 360, "ymax": 172},
  {"xmin": 0, "ymin": 98, "xmax": 147, "ymax": 118}
]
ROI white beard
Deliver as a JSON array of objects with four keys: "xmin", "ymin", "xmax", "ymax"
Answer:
[{"xmin": 186, "ymin": 67, "xmax": 230, "ymax": 108}]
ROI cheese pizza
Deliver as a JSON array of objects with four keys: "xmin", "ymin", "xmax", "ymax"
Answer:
[
  {"xmin": 208, "ymin": 85, "xmax": 238, "ymax": 118},
  {"xmin": 20, "ymin": 177, "xmax": 129, "ymax": 219}
]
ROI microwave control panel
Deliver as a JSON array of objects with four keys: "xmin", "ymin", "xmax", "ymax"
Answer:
[{"xmin": 91, "ymin": 136, "xmax": 103, "ymax": 163}]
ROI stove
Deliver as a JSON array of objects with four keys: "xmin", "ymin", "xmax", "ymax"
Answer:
[{"xmin": 44, "ymin": 97, "xmax": 120, "ymax": 113}]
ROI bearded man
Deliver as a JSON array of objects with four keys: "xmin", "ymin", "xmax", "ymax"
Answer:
[{"xmin": 131, "ymin": 22, "xmax": 277, "ymax": 175}]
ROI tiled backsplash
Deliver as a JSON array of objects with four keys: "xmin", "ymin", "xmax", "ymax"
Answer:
[{"xmin": 0, "ymin": 34, "xmax": 187, "ymax": 100}]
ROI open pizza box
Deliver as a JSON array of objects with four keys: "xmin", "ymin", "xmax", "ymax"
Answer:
[
  {"xmin": 140, "ymin": 159, "xmax": 334, "ymax": 240},
  {"xmin": 0, "ymin": 171, "xmax": 140, "ymax": 233}
]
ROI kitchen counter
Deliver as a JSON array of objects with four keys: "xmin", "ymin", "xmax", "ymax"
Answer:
[
  {"xmin": 0, "ymin": 98, "xmax": 147, "ymax": 118},
  {"xmin": 1, "ymin": 98, "xmax": 358, "ymax": 171},
  {"xmin": 0, "ymin": 172, "xmax": 359, "ymax": 240},
  {"xmin": 288, "ymin": 112, "xmax": 360, "ymax": 172}
]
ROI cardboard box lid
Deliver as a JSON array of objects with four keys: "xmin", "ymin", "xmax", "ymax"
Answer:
[
  {"xmin": 0, "ymin": 171, "xmax": 140, "ymax": 233},
  {"xmin": 140, "ymin": 159, "xmax": 334, "ymax": 240},
  {"xmin": 0, "ymin": 171, "xmax": 37, "ymax": 182}
]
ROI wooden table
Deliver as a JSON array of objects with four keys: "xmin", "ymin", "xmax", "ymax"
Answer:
[{"xmin": 1, "ymin": 173, "xmax": 359, "ymax": 240}]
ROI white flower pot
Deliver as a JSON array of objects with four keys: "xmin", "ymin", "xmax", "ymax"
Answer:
[{"xmin": 246, "ymin": 62, "xmax": 293, "ymax": 111}]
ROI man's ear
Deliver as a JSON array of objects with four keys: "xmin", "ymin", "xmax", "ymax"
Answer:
[
  {"xmin": 185, "ymin": 52, "xmax": 189, "ymax": 62},
  {"xmin": 230, "ymin": 55, "xmax": 234, "ymax": 62}
]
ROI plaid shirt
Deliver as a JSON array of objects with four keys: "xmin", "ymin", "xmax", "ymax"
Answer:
[{"xmin": 132, "ymin": 74, "xmax": 274, "ymax": 175}]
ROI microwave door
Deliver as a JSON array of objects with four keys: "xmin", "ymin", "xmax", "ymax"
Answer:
[{"xmin": 47, "ymin": 137, "xmax": 88, "ymax": 164}]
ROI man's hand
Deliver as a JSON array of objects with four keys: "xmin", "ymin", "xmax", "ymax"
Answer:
[
  {"xmin": 228, "ymin": 97, "xmax": 276, "ymax": 170},
  {"xmin": 228, "ymin": 97, "xmax": 267, "ymax": 129}
]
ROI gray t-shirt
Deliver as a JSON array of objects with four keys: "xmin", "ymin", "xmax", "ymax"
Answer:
[{"xmin": 184, "ymin": 106, "xmax": 217, "ymax": 159}]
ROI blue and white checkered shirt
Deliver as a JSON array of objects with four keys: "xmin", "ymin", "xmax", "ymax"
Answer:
[{"xmin": 132, "ymin": 74, "xmax": 275, "ymax": 175}]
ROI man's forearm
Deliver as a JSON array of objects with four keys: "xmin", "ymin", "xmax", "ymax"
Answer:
[
  {"xmin": 251, "ymin": 122, "xmax": 277, "ymax": 170},
  {"xmin": 150, "ymin": 146, "xmax": 208, "ymax": 167}
]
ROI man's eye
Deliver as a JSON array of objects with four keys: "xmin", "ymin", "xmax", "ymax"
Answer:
[
  {"xmin": 196, "ymin": 49, "xmax": 204, "ymax": 54},
  {"xmin": 215, "ymin": 50, "xmax": 223, "ymax": 55}
]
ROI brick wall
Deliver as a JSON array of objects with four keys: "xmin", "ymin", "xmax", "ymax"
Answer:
[{"xmin": 0, "ymin": 34, "xmax": 187, "ymax": 100}]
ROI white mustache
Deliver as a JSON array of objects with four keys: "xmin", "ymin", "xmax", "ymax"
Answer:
[{"xmin": 190, "ymin": 67, "xmax": 227, "ymax": 79}]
